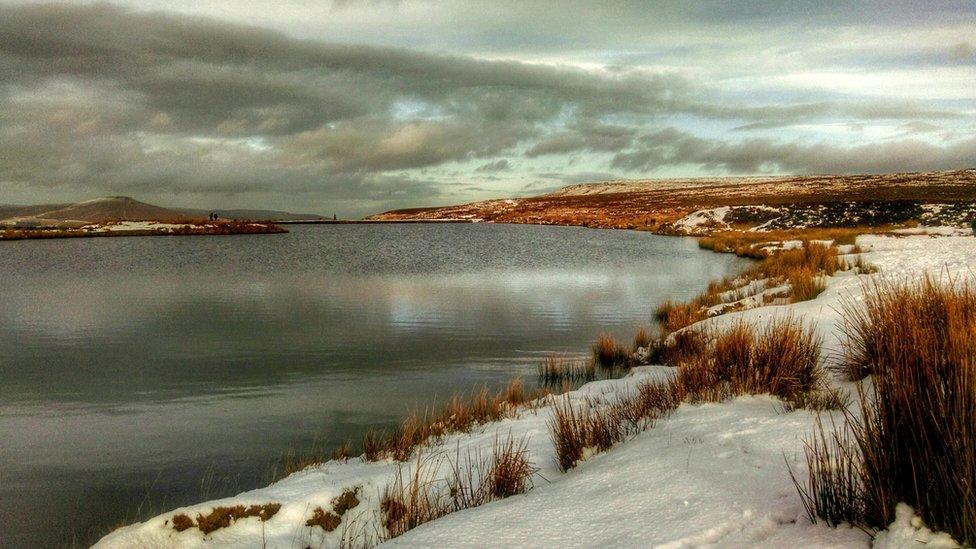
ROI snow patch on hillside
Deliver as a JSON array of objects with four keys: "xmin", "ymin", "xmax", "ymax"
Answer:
[{"xmin": 672, "ymin": 206, "xmax": 731, "ymax": 231}]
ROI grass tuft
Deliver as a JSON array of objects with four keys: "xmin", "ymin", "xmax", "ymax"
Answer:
[
  {"xmin": 592, "ymin": 333, "xmax": 630, "ymax": 368},
  {"xmin": 537, "ymin": 355, "xmax": 596, "ymax": 385},
  {"xmin": 797, "ymin": 278, "xmax": 976, "ymax": 545},
  {"xmin": 306, "ymin": 507, "xmax": 342, "ymax": 532},
  {"xmin": 173, "ymin": 503, "xmax": 281, "ymax": 535},
  {"xmin": 381, "ymin": 434, "xmax": 537, "ymax": 541}
]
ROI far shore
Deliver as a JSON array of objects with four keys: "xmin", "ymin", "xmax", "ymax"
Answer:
[{"xmin": 0, "ymin": 220, "xmax": 287, "ymax": 241}]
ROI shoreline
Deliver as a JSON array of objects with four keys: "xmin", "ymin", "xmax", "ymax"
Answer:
[
  {"xmin": 96, "ymin": 223, "xmax": 976, "ymax": 548},
  {"xmin": 0, "ymin": 221, "xmax": 287, "ymax": 241}
]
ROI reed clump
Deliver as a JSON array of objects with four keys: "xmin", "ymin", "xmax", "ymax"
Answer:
[
  {"xmin": 537, "ymin": 355, "xmax": 596, "ymax": 385},
  {"xmin": 381, "ymin": 435, "xmax": 537, "ymax": 540},
  {"xmin": 795, "ymin": 278, "xmax": 976, "ymax": 545},
  {"xmin": 548, "ymin": 376, "xmax": 682, "ymax": 472},
  {"xmin": 592, "ymin": 333, "xmax": 630, "ymax": 368}
]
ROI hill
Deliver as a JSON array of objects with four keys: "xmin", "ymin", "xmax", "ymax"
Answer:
[
  {"xmin": 368, "ymin": 169, "xmax": 976, "ymax": 233},
  {"xmin": 32, "ymin": 197, "xmax": 194, "ymax": 224},
  {"xmin": 0, "ymin": 197, "xmax": 325, "ymax": 227}
]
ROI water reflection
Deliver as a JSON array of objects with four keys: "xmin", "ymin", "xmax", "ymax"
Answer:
[{"xmin": 0, "ymin": 224, "xmax": 749, "ymax": 546}]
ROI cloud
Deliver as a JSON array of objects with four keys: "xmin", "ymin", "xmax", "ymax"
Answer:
[
  {"xmin": 612, "ymin": 127, "xmax": 976, "ymax": 174},
  {"xmin": 0, "ymin": 2, "xmax": 974, "ymax": 215},
  {"xmin": 475, "ymin": 159, "xmax": 512, "ymax": 173}
]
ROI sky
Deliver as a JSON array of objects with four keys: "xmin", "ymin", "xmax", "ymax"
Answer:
[{"xmin": 0, "ymin": 1, "xmax": 974, "ymax": 217}]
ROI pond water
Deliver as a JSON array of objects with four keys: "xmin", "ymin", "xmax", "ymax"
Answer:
[{"xmin": 0, "ymin": 223, "xmax": 750, "ymax": 546}]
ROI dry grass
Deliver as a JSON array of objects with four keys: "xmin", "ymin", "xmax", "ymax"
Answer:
[
  {"xmin": 659, "ymin": 328, "xmax": 708, "ymax": 366},
  {"xmin": 592, "ymin": 333, "xmax": 630, "ymax": 368},
  {"xmin": 548, "ymin": 396, "xmax": 622, "ymax": 472},
  {"xmin": 788, "ymin": 268, "xmax": 827, "ymax": 302},
  {"xmin": 482, "ymin": 435, "xmax": 536, "ymax": 499},
  {"xmin": 331, "ymin": 440, "xmax": 351, "ymax": 462},
  {"xmin": 657, "ymin": 240, "xmax": 846, "ymax": 332},
  {"xmin": 381, "ymin": 434, "xmax": 537, "ymax": 540},
  {"xmin": 679, "ymin": 317, "xmax": 823, "ymax": 401},
  {"xmin": 547, "ymin": 377, "xmax": 681, "ymax": 472},
  {"xmin": 306, "ymin": 507, "xmax": 342, "ymax": 532},
  {"xmin": 790, "ymin": 416, "xmax": 864, "ymax": 527},
  {"xmin": 779, "ymin": 387, "xmax": 850, "ymax": 413},
  {"xmin": 654, "ymin": 317, "xmax": 826, "ymax": 408},
  {"xmin": 655, "ymin": 298, "xmax": 709, "ymax": 333},
  {"xmin": 171, "ymin": 514, "xmax": 194, "ymax": 532},
  {"xmin": 170, "ymin": 503, "xmax": 281, "ymax": 534},
  {"xmin": 538, "ymin": 355, "xmax": 596, "ymax": 385},
  {"xmin": 697, "ymin": 227, "xmax": 884, "ymax": 258},
  {"xmin": 305, "ymin": 487, "xmax": 361, "ymax": 532},
  {"xmin": 797, "ymin": 278, "xmax": 976, "ymax": 545},
  {"xmin": 361, "ymin": 381, "xmax": 556, "ymax": 463},
  {"xmin": 632, "ymin": 326, "xmax": 652, "ymax": 351}
]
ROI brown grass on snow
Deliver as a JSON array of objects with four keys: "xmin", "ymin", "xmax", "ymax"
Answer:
[
  {"xmin": 657, "ymin": 241, "xmax": 845, "ymax": 332},
  {"xmin": 795, "ymin": 278, "xmax": 976, "ymax": 545},
  {"xmin": 655, "ymin": 316, "xmax": 827, "ymax": 407},
  {"xmin": 361, "ymin": 379, "xmax": 554, "ymax": 463},
  {"xmin": 171, "ymin": 503, "xmax": 281, "ymax": 534},
  {"xmin": 381, "ymin": 435, "xmax": 537, "ymax": 540},
  {"xmin": 547, "ymin": 377, "xmax": 683, "ymax": 472}
]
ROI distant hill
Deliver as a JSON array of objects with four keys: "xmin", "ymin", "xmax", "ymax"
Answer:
[
  {"xmin": 0, "ymin": 203, "xmax": 70, "ymax": 220},
  {"xmin": 0, "ymin": 197, "xmax": 325, "ymax": 227},
  {"xmin": 34, "ymin": 197, "xmax": 194, "ymax": 224}
]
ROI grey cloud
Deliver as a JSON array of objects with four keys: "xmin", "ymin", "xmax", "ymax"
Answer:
[
  {"xmin": 612, "ymin": 128, "xmax": 976, "ymax": 174},
  {"xmin": 1, "ymin": 2, "xmax": 974, "ymax": 215},
  {"xmin": 526, "ymin": 123, "xmax": 637, "ymax": 157},
  {"xmin": 475, "ymin": 159, "xmax": 512, "ymax": 173},
  {"xmin": 283, "ymin": 120, "xmax": 533, "ymax": 173}
]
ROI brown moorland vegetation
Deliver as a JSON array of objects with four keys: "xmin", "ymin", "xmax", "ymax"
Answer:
[
  {"xmin": 550, "ymin": 315, "xmax": 835, "ymax": 472},
  {"xmin": 369, "ymin": 170, "xmax": 976, "ymax": 231}
]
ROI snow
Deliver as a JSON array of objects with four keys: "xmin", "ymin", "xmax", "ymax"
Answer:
[
  {"xmin": 672, "ymin": 207, "xmax": 731, "ymax": 232},
  {"xmin": 96, "ymin": 231, "xmax": 976, "ymax": 549},
  {"xmin": 890, "ymin": 226, "xmax": 972, "ymax": 236},
  {"xmin": 873, "ymin": 504, "xmax": 959, "ymax": 549},
  {"xmin": 83, "ymin": 221, "xmax": 204, "ymax": 232}
]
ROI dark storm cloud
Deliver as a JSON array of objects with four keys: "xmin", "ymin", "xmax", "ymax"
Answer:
[
  {"xmin": 612, "ymin": 128, "xmax": 976, "ymax": 175},
  {"xmin": 0, "ymin": 2, "xmax": 974, "ymax": 215},
  {"xmin": 525, "ymin": 122, "xmax": 638, "ymax": 158}
]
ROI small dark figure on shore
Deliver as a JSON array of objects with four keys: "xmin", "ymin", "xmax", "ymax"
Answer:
[
  {"xmin": 970, "ymin": 219, "xmax": 976, "ymax": 235},
  {"xmin": 333, "ymin": 214, "xmax": 337, "ymax": 221}
]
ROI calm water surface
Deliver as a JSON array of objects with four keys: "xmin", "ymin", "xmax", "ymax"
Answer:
[{"xmin": 0, "ymin": 224, "xmax": 749, "ymax": 546}]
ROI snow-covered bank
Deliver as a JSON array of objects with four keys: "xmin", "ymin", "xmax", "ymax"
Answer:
[{"xmin": 96, "ymin": 231, "xmax": 976, "ymax": 548}]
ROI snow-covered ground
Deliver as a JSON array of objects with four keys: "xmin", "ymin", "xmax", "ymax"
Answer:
[
  {"xmin": 82, "ymin": 221, "xmax": 208, "ymax": 233},
  {"xmin": 96, "ymin": 231, "xmax": 976, "ymax": 549}
]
